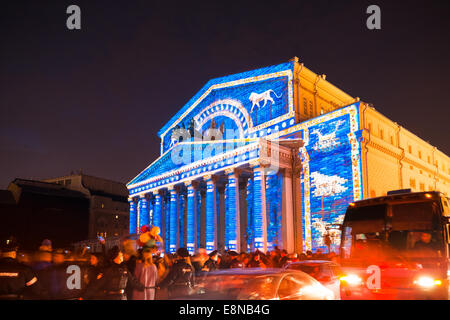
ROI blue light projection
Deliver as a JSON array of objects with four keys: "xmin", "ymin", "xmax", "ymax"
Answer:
[
  {"xmin": 245, "ymin": 178, "xmax": 254, "ymax": 251},
  {"xmin": 138, "ymin": 198, "xmax": 149, "ymax": 228},
  {"xmin": 225, "ymin": 174, "xmax": 238, "ymax": 251},
  {"xmin": 178, "ymin": 192, "xmax": 185, "ymax": 248},
  {"xmin": 129, "ymin": 200, "xmax": 137, "ymax": 234},
  {"xmin": 205, "ymin": 180, "xmax": 216, "ymax": 252},
  {"xmin": 186, "ymin": 186, "xmax": 196, "ymax": 254},
  {"xmin": 126, "ymin": 56, "xmax": 365, "ymax": 255},
  {"xmin": 161, "ymin": 76, "xmax": 290, "ymax": 154},
  {"xmin": 300, "ymin": 106, "xmax": 363, "ymax": 252},
  {"xmin": 169, "ymin": 190, "xmax": 178, "ymax": 253},
  {"xmin": 153, "ymin": 193, "xmax": 162, "ymax": 235},
  {"xmin": 158, "ymin": 61, "xmax": 295, "ymax": 146},
  {"xmin": 252, "ymin": 168, "xmax": 265, "ymax": 250},
  {"xmin": 266, "ymin": 174, "xmax": 282, "ymax": 251},
  {"xmin": 196, "ymin": 190, "xmax": 202, "ymax": 250},
  {"xmin": 164, "ymin": 192, "xmax": 170, "ymax": 252}
]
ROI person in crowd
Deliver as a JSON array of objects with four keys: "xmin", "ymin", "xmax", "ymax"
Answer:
[
  {"xmin": 0, "ymin": 237, "xmax": 45, "ymax": 299},
  {"xmin": 286, "ymin": 253, "xmax": 299, "ymax": 265},
  {"xmin": 39, "ymin": 248, "xmax": 80, "ymax": 299},
  {"xmin": 32, "ymin": 240, "xmax": 53, "ymax": 272},
  {"xmin": 313, "ymin": 249, "xmax": 324, "ymax": 259},
  {"xmin": 306, "ymin": 250, "xmax": 314, "ymax": 260},
  {"xmin": 268, "ymin": 250, "xmax": 281, "ymax": 268},
  {"xmin": 121, "ymin": 237, "xmax": 138, "ymax": 299},
  {"xmin": 202, "ymin": 250, "xmax": 219, "ymax": 272},
  {"xmin": 247, "ymin": 251, "xmax": 267, "ymax": 268},
  {"xmin": 152, "ymin": 251, "xmax": 167, "ymax": 280},
  {"xmin": 133, "ymin": 239, "xmax": 159, "ymax": 300},
  {"xmin": 218, "ymin": 251, "xmax": 232, "ymax": 269},
  {"xmin": 228, "ymin": 251, "xmax": 244, "ymax": 268},
  {"xmin": 84, "ymin": 253, "xmax": 104, "ymax": 287},
  {"xmin": 82, "ymin": 246, "xmax": 145, "ymax": 300},
  {"xmin": 240, "ymin": 252, "xmax": 250, "ymax": 267},
  {"xmin": 278, "ymin": 250, "xmax": 290, "ymax": 267},
  {"xmin": 191, "ymin": 248, "xmax": 208, "ymax": 275},
  {"xmin": 159, "ymin": 247, "xmax": 194, "ymax": 299}
]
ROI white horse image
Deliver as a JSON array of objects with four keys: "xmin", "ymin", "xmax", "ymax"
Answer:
[{"xmin": 249, "ymin": 89, "xmax": 282, "ymax": 113}]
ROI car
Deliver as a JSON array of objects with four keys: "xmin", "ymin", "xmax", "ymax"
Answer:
[
  {"xmin": 284, "ymin": 260, "xmax": 342, "ymax": 299},
  {"xmin": 172, "ymin": 268, "xmax": 335, "ymax": 300}
]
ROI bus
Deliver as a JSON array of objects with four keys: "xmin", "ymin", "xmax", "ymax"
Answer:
[{"xmin": 339, "ymin": 190, "xmax": 450, "ymax": 299}]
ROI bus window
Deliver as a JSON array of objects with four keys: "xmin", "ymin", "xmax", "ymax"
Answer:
[{"xmin": 391, "ymin": 202, "xmax": 439, "ymax": 231}]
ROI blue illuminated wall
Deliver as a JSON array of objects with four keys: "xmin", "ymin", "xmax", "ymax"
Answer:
[
  {"xmin": 205, "ymin": 181, "xmax": 216, "ymax": 252},
  {"xmin": 138, "ymin": 198, "xmax": 149, "ymax": 227},
  {"xmin": 299, "ymin": 106, "xmax": 363, "ymax": 253},
  {"xmin": 186, "ymin": 188, "xmax": 195, "ymax": 254},
  {"xmin": 196, "ymin": 190, "xmax": 202, "ymax": 250},
  {"xmin": 169, "ymin": 190, "xmax": 178, "ymax": 253},
  {"xmin": 129, "ymin": 201, "xmax": 137, "ymax": 234},
  {"xmin": 245, "ymin": 178, "xmax": 254, "ymax": 251},
  {"xmin": 153, "ymin": 194, "xmax": 162, "ymax": 234},
  {"xmin": 266, "ymin": 174, "xmax": 283, "ymax": 251},
  {"xmin": 158, "ymin": 61, "xmax": 295, "ymax": 155},
  {"xmin": 178, "ymin": 192, "xmax": 186, "ymax": 248}
]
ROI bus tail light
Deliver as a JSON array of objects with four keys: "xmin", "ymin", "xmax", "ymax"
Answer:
[{"xmin": 414, "ymin": 276, "xmax": 442, "ymax": 288}]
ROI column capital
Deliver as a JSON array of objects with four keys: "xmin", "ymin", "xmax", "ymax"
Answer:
[
  {"xmin": 282, "ymin": 168, "xmax": 293, "ymax": 177},
  {"xmin": 249, "ymin": 159, "xmax": 260, "ymax": 168},
  {"xmin": 168, "ymin": 185, "xmax": 181, "ymax": 193},
  {"xmin": 128, "ymin": 197, "xmax": 137, "ymax": 203},
  {"xmin": 225, "ymin": 167, "xmax": 242, "ymax": 177},
  {"xmin": 249, "ymin": 159, "xmax": 270, "ymax": 169},
  {"xmin": 203, "ymin": 174, "xmax": 219, "ymax": 184},
  {"xmin": 184, "ymin": 180, "xmax": 200, "ymax": 189}
]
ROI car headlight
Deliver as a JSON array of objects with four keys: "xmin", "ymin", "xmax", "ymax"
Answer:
[
  {"xmin": 414, "ymin": 276, "xmax": 442, "ymax": 288},
  {"xmin": 340, "ymin": 274, "xmax": 362, "ymax": 286}
]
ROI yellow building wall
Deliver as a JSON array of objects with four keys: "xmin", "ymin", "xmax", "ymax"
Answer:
[
  {"xmin": 292, "ymin": 58, "xmax": 356, "ymax": 123},
  {"xmin": 359, "ymin": 104, "xmax": 450, "ymax": 198}
]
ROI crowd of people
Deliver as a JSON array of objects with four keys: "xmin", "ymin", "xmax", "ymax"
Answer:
[{"xmin": 0, "ymin": 234, "xmax": 338, "ymax": 300}]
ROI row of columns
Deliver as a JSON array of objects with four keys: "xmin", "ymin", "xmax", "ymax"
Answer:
[{"xmin": 129, "ymin": 163, "xmax": 299, "ymax": 254}]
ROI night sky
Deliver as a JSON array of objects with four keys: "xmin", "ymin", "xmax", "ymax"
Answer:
[{"xmin": 1, "ymin": 0, "xmax": 449, "ymax": 189}]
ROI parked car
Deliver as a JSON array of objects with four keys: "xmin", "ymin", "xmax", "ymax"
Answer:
[
  {"xmin": 284, "ymin": 260, "xmax": 342, "ymax": 299},
  {"xmin": 172, "ymin": 268, "xmax": 335, "ymax": 300}
]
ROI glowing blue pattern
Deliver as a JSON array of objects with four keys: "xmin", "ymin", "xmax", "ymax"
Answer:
[
  {"xmin": 186, "ymin": 185, "xmax": 196, "ymax": 254},
  {"xmin": 266, "ymin": 174, "xmax": 282, "ymax": 251},
  {"xmin": 129, "ymin": 200, "xmax": 137, "ymax": 234},
  {"xmin": 246, "ymin": 178, "xmax": 254, "ymax": 251},
  {"xmin": 178, "ymin": 192, "xmax": 185, "ymax": 248},
  {"xmin": 205, "ymin": 179, "xmax": 217, "ymax": 252},
  {"xmin": 301, "ymin": 108, "xmax": 363, "ymax": 252},
  {"xmin": 252, "ymin": 168, "xmax": 265, "ymax": 249},
  {"xmin": 158, "ymin": 61, "xmax": 294, "ymax": 139},
  {"xmin": 138, "ymin": 198, "xmax": 149, "ymax": 229},
  {"xmin": 225, "ymin": 174, "xmax": 238, "ymax": 250},
  {"xmin": 126, "ymin": 56, "xmax": 365, "ymax": 254},
  {"xmin": 169, "ymin": 190, "xmax": 178, "ymax": 253},
  {"xmin": 153, "ymin": 194, "xmax": 162, "ymax": 234}
]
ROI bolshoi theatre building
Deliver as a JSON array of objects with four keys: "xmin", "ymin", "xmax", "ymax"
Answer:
[{"xmin": 126, "ymin": 57, "xmax": 450, "ymax": 254}]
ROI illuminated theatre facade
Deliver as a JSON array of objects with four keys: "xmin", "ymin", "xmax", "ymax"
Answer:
[{"xmin": 127, "ymin": 58, "xmax": 450, "ymax": 254}]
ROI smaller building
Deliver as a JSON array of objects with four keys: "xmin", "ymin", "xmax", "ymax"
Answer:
[
  {"xmin": 1, "ymin": 179, "xmax": 90, "ymax": 249},
  {"xmin": 0, "ymin": 174, "xmax": 129, "ymax": 250},
  {"xmin": 42, "ymin": 174, "xmax": 130, "ymax": 241}
]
